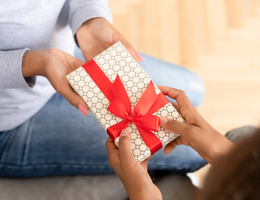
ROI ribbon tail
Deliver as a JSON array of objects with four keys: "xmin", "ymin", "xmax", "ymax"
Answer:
[
  {"xmin": 107, "ymin": 120, "xmax": 130, "ymax": 142},
  {"xmin": 136, "ymin": 126, "xmax": 162, "ymax": 155}
]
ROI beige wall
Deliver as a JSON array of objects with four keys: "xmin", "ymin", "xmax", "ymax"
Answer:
[{"xmin": 109, "ymin": 0, "xmax": 260, "ymax": 66}]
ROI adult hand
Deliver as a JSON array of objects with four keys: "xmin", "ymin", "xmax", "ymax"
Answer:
[
  {"xmin": 22, "ymin": 49, "xmax": 89, "ymax": 115},
  {"xmin": 76, "ymin": 17, "xmax": 143, "ymax": 62},
  {"xmin": 106, "ymin": 129, "xmax": 162, "ymax": 200},
  {"xmin": 158, "ymin": 86, "xmax": 235, "ymax": 166}
]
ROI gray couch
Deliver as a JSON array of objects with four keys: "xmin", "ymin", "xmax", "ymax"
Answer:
[{"xmin": 0, "ymin": 173, "xmax": 194, "ymax": 200}]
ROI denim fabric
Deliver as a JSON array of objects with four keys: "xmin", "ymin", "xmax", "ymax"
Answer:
[{"xmin": 0, "ymin": 51, "xmax": 206, "ymax": 178}]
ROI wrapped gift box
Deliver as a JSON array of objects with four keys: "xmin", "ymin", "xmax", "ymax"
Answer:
[{"xmin": 67, "ymin": 41, "xmax": 184, "ymax": 162}]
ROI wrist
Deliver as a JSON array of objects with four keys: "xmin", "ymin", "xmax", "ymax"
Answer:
[
  {"xmin": 76, "ymin": 17, "xmax": 108, "ymax": 50},
  {"xmin": 209, "ymin": 133, "xmax": 235, "ymax": 166},
  {"xmin": 21, "ymin": 49, "xmax": 50, "ymax": 77},
  {"xmin": 126, "ymin": 183, "xmax": 162, "ymax": 200},
  {"xmin": 76, "ymin": 17, "xmax": 104, "ymax": 38}
]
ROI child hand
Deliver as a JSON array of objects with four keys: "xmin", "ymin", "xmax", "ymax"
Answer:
[
  {"xmin": 106, "ymin": 129, "xmax": 162, "ymax": 200},
  {"xmin": 158, "ymin": 86, "xmax": 235, "ymax": 166}
]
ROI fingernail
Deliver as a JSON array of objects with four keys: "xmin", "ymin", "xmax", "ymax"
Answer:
[
  {"xmin": 134, "ymin": 52, "xmax": 143, "ymax": 62},
  {"xmin": 120, "ymin": 129, "xmax": 128, "ymax": 137},
  {"xmin": 78, "ymin": 104, "xmax": 89, "ymax": 115},
  {"xmin": 160, "ymin": 117, "xmax": 168, "ymax": 125}
]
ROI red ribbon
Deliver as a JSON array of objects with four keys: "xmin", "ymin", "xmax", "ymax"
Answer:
[{"xmin": 83, "ymin": 59, "xmax": 169, "ymax": 155}]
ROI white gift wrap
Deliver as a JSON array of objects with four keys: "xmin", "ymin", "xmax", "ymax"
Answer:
[{"xmin": 67, "ymin": 41, "xmax": 184, "ymax": 162}]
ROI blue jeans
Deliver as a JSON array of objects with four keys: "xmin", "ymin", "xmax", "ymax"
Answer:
[{"xmin": 0, "ymin": 52, "xmax": 206, "ymax": 178}]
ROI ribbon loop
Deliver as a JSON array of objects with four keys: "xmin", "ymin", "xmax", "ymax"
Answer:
[
  {"xmin": 133, "ymin": 81, "xmax": 158, "ymax": 116},
  {"xmin": 107, "ymin": 98, "xmax": 130, "ymax": 119}
]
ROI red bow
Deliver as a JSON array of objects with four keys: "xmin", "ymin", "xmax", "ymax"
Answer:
[{"xmin": 83, "ymin": 59, "xmax": 169, "ymax": 155}]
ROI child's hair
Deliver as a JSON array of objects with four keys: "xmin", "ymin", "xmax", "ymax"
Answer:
[{"xmin": 193, "ymin": 128, "xmax": 260, "ymax": 200}]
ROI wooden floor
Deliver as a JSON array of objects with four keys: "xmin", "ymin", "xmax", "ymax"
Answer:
[{"xmin": 108, "ymin": 0, "xmax": 260, "ymax": 186}]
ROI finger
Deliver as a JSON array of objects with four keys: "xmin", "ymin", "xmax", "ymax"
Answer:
[
  {"xmin": 171, "ymin": 102, "xmax": 180, "ymax": 113},
  {"xmin": 164, "ymin": 140, "xmax": 178, "ymax": 154},
  {"xmin": 118, "ymin": 129, "xmax": 135, "ymax": 164},
  {"xmin": 157, "ymin": 86, "xmax": 194, "ymax": 109},
  {"xmin": 106, "ymin": 137, "xmax": 120, "ymax": 169},
  {"xmin": 163, "ymin": 136, "xmax": 186, "ymax": 154},
  {"xmin": 160, "ymin": 117, "xmax": 190, "ymax": 137},
  {"xmin": 157, "ymin": 86, "xmax": 199, "ymax": 124},
  {"xmin": 141, "ymin": 155, "xmax": 152, "ymax": 165},
  {"xmin": 116, "ymin": 32, "xmax": 143, "ymax": 62},
  {"xmin": 106, "ymin": 137, "xmax": 118, "ymax": 158},
  {"xmin": 141, "ymin": 155, "xmax": 152, "ymax": 169},
  {"xmin": 144, "ymin": 156, "xmax": 152, "ymax": 163},
  {"xmin": 56, "ymin": 79, "xmax": 89, "ymax": 113}
]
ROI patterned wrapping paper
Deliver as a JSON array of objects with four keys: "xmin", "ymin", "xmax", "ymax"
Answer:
[{"xmin": 67, "ymin": 41, "xmax": 184, "ymax": 162}]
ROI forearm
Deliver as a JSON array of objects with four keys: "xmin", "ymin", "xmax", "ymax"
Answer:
[
  {"xmin": 197, "ymin": 124, "xmax": 236, "ymax": 166},
  {"xmin": 119, "ymin": 174, "xmax": 162, "ymax": 200}
]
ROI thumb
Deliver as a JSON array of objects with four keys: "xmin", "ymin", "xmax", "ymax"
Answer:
[
  {"xmin": 118, "ymin": 129, "xmax": 135, "ymax": 163},
  {"xmin": 56, "ymin": 79, "xmax": 89, "ymax": 114},
  {"xmin": 160, "ymin": 117, "xmax": 189, "ymax": 136}
]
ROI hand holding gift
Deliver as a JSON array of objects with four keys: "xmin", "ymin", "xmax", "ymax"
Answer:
[
  {"xmin": 158, "ymin": 86, "xmax": 235, "ymax": 166},
  {"xmin": 21, "ymin": 49, "xmax": 86, "ymax": 109},
  {"xmin": 22, "ymin": 17, "xmax": 141, "ymax": 116}
]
